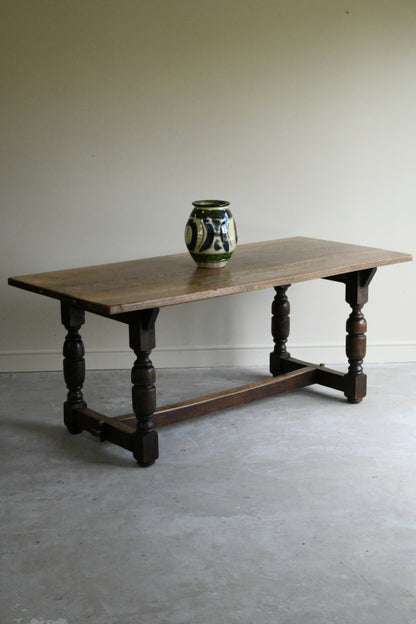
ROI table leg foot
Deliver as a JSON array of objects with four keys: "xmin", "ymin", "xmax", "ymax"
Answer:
[
  {"xmin": 64, "ymin": 402, "xmax": 84, "ymax": 434},
  {"xmin": 132, "ymin": 430, "xmax": 159, "ymax": 467},
  {"xmin": 344, "ymin": 372, "xmax": 367, "ymax": 404}
]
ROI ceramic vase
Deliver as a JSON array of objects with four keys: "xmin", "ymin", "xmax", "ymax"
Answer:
[{"xmin": 185, "ymin": 200, "xmax": 238, "ymax": 268}]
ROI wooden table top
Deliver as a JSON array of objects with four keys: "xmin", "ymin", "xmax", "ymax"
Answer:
[{"xmin": 9, "ymin": 237, "xmax": 412, "ymax": 316}]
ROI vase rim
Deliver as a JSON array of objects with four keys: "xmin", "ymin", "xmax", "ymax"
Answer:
[{"xmin": 192, "ymin": 200, "xmax": 230, "ymax": 208}]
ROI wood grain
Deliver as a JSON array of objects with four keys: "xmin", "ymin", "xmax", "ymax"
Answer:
[{"xmin": 8, "ymin": 237, "xmax": 412, "ymax": 316}]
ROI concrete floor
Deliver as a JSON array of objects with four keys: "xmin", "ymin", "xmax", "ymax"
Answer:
[{"xmin": 1, "ymin": 364, "xmax": 416, "ymax": 624}]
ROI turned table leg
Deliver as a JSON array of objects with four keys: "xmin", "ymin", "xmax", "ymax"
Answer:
[
  {"xmin": 344, "ymin": 269, "xmax": 376, "ymax": 403},
  {"xmin": 270, "ymin": 285, "xmax": 291, "ymax": 375},
  {"xmin": 128, "ymin": 309, "xmax": 160, "ymax": 466},
  {"xmin": 61, "ymin": 303, "xmax": 87, "ymax": 434}
]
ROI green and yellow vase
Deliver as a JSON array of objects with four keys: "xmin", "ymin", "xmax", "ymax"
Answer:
[{"xmin": 185, "ymin": 200, "xmax": 238, "ymax": 268}]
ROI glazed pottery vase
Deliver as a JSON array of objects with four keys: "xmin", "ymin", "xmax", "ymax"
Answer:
[{"xmin": 185, "ymin": 200, "xmax": 238, "ymax": 268}]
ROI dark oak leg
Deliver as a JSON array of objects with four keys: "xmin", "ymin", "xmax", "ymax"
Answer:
[
  {"xmin": 128, "ymin": 309, "xmax": 160, "ymax": 466},
  {"xmin": 344, "ymin": 270, "xmax": 376, "ymax": 403},
  {"xmin": 270, "ymin": 285, "xmax": 291, "ymax": 375},
  {"xmin": 61, "ymin": 303, "xmax": 86, "ymax": 434}
]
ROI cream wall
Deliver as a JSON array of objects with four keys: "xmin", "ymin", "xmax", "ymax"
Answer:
[{"xmin": 1, "ymin": 0, "xmax": 415, "ymax": 372}]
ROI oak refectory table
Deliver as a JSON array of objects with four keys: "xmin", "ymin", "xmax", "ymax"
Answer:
[{"xmin": 8, "ymin": 237, "xmax": 412, "ymax": 467}]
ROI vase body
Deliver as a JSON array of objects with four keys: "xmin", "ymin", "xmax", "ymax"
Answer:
[{"xmin": 185, "ymin": 200, "xmax": 238, "ymax": 268}]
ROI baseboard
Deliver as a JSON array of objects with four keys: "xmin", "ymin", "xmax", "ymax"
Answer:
[{"xmin": 0, "ymin": 343, "xmax": 415, "ymax": 372}]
